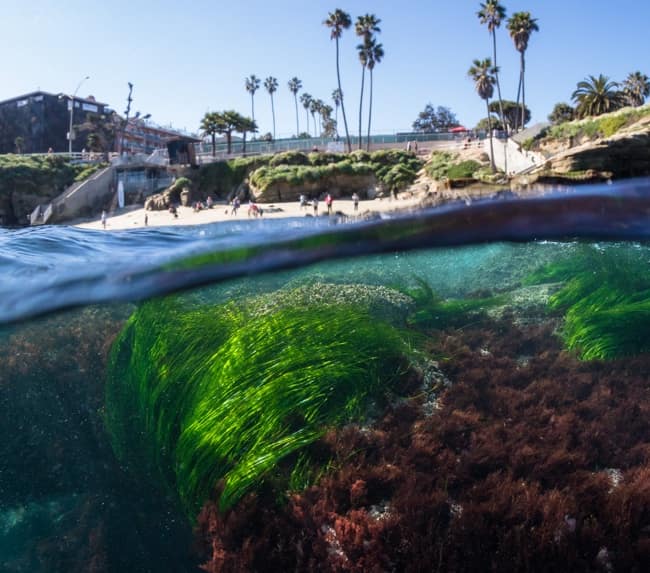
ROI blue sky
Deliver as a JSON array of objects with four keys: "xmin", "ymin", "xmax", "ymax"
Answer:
[{"xmin": 2, "ymin": 1, "xmax": 647, "ymax": 138}]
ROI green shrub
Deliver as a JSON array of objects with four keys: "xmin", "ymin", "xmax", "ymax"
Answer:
[
  {"xmin": 598, "ymin": 114, "xmax": 629, "ymax": 137},
  {"xmin": 447, "ymin": 160, "xmax": 480, "ymax": 180},
  {"xmin": 424, "ymin": 151, "xmax": 456, "ymax": 180},
  {"xmin": 269, "ymin": 151, "xmax": 310, "ymax": 166}
]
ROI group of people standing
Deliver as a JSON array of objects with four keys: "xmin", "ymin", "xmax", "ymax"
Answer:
[{"xmin": 299, "ymin": 192, "xmax": 360, "ymax": 216}]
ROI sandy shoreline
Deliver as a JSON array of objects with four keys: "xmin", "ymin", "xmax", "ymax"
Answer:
[{"xmin": 73, "ymin": 197, "xmax": 425, "ymax": 231}]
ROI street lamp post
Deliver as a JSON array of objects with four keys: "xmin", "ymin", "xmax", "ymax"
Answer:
[{"xmin": 65, "ymin": 75, "xmax": 90, "ymax": 154}]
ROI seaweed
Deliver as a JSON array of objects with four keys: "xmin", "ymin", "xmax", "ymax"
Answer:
[
  {"xmin": 106, "ymin": 289, "xmax": 415, "ymax": 515},
  {"xmin": 195, "ymin": 317, "xmax": 650, "ymax": 572},
  {"xmin": 403, "ymin": 277, "xmax": 500, "ymax": 330},
  {"xmin": 525, "ymin": 245, "xmax": 650, "ymax": 359}
]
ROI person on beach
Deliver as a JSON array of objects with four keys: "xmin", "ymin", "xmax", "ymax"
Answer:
[
  {"xmin": 101, "ymin": 210, "xmax": 107, "ymax": 229},
  {"xmin": 248, "ymin": 200, "xmax": 260, "ymax": 218},
  {"xmin": 232, "ymin": 197, "xmax": 241, "ymax": 215},
  {"xmin": 312, "ymin": 197, "xmax": 318, "ymax": 216},
  {"xmin": 299, "ymin": 194, "xmax": 307, "ymax": 210},
  {"xmin": 206, "ymin": 196, "xmax": 213, "ymax": 209},
  {"xmin": 144, "ymin": 213, "xmax": 148, "ymax": 226},
  {"xmin": 351, "ymin": 192, "xmax": 360, "ymax": 212},
  {"xmin": 325, "ymin": 193, "xmax": 333, "ymax": 215},
  {"xmin": 169, "ymin": 205, "xmax": 178, "ymax": 218}
]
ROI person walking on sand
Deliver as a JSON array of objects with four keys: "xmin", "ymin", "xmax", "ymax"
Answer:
[
  {"xmin": 312, "ymin": 197, "xmax": 318, "ymax": 216},
  {"xmin": 232, "ymin": 197, "xmax": 240, "ymax": 216},
  {"xmin": 325, "ymin": 193, "xmax": 333, "ymax": 215},
  {"xmin": 144, "ymin": 213, "xmax": 148, "ymax": 226},
  {"xmin": 351, "ymin": 192, "xmax": 359, "ymax": 212},
  {"xmin": 101, "ymin": 210, "xmax": 107, "ymax": 229},
  {"xmin": 299, "ymin": 194, "xmax": 307, "ymax": 211}
]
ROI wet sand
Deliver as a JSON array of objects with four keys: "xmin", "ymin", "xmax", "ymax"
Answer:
[{"xmin": 74, "ymin": 197, "xmax": 425, "ymax": 231}]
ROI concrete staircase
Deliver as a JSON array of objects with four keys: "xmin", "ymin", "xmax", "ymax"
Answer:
[{"xmin": 36, "ymin": 165, "xmax": 114, "ymax": 224}]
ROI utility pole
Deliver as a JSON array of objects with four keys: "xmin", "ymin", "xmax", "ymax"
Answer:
[{"xmin": 61, "ymin": 75, "xmax": 89, "ymax": 154}]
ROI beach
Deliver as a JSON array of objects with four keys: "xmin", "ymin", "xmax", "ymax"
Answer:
[{"xmin": 74, "ymin": 196, "xmax": 425, "ymax": 230}]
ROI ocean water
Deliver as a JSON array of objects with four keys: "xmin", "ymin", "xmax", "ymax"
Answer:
[{"xmin": 1, "ymin": 180, "xmax": 649, "ymax": 572}]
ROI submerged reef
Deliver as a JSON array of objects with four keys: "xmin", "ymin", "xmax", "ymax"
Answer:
[
  {"xmin": 106, "ymin": 283, "xmax": 422, "ymax": 515},
  {"xmin": 195, "ymin": 315, "xmax": 650, "ymax": 572}
]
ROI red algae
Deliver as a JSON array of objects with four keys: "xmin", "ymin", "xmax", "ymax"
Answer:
[{"xmin": 195, "ymin": 318, "xmax": 650, "ymax": 572}]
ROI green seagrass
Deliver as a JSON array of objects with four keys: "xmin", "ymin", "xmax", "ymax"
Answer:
[
  {"xmin": 106, "ymin": 286, "xmax": 412, "ymax": 515},
  {"xmin": 525, "ymin": 245, "xmax": 650, "ymax": 360}
]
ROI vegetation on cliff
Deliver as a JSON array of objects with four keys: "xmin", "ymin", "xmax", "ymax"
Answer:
[
  {"xmin": 0, "ymin": 155, "xmax": 108, "ymax": 224},
  {"xmin": 194, "ymin": 149, "xmax": 422, "ymax": 201},
  {"xmin": 0, "ymin": 154, "xmax": 106, "ymax": 196},
  {"xmin": 424, "ymin": 150, "xmax": 493, "ymax": 185}
]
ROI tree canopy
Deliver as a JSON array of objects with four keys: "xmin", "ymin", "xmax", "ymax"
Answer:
[
  {"xmin": 412, "ymin": 104, "xmax": 459, "ymax": 133},
  {"xmin": 488, "ymin": 100, "xmax": 530, "ymax": 131},
  {"xmin": 548, "ymin": 102, "xmax": 575, "ymax": 125}
]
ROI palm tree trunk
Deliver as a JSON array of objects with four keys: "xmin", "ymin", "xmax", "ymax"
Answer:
[
  {"xmin": 514, "ymin": 70, "xmax": 523, "ymax": 132},
  {"xmin": 271, "ymin": 94, "xmax": 276, "ymax": 140},
  {"xmin": 251, "ymin": 94, "xmax": 255, "ymax": 127},
  {"xmin": 492, "ymin": 29, "xmax": 507, "ymax": 176},
  {"xmin": 305, "ymin": 109, "xmax": 310, "ymax": 136},
  {"xmin": 366, "ymin": 69, "xmax": 374, "ymax": 152},
  {"xmin": 336, "ymin": 38, "xmax": 352, "ymax": 152},
  {"xmin": 294, "ymin": 95, "xmax": 300, "ymax": 137},
  {"xmin": 520, "ymin": 52, "xmax": 526, "ymax": 130},
  {"xmin": 227, "ymin": 132, "xmax": 232, "ymax": 154},
  {"xmin": 211, "ymin": 133, "xmax": 216, "ymax": 157},
  {"xmin": 335, "ymin": 105, "xmax": 339, "ymax": 139},
  {"xmin": 486, "ymin": 99, "xmax": 495, "ymax": 173},
  {"xmin": 492, "ymin": 31, "xmax": 506, "ymax": 137},
  {"xmin": 311, "ymin": 113, "xmax": 316, "ymax": 137},
  {"xmin": 243, "ymin": 132, "xmax": 247, "ymax": 154},
  {"xmin": 358, "ymin": 66, "xmax": 366, "ymax": 150}
]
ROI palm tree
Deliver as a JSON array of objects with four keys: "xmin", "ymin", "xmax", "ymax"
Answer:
[
  {"xmin": 245, "ymin": 75, "xmax": 261, "ymax": 127},
  {"xmin": 572, "ymin": 74, "xmax": 624, "ymax": 118},
  {"xmin": 365, "ymin": 39, "xmax": 384, "ymax": 151},
  {"xmin": 622, "ymin": 71, "xmax": 650, "ymax": 107},
  {"xmin": 238, "ymin": 116, "xmax": 257, "ymax": 154},
  {"xmin": 507, "ymin": 11, "xmax": 539, "ymax": 131},
  {"xmin": 478, "ymin": 1, "xmax": 507, "ymax": 137},
  {"xmin": 287, "ymin": 77, "xmax": 303, "ymax": 137},
  {"xmin": 200, "ymin": 111, "xmax": 220, "ymax": 156},
  {"xmin": 468, "ymin": 58, "xmax": 497, "ymax": 172},
  {"xmin": 355, "ymin": 14, "xmax": 381, "ymax": 149},
  {"xmin": 300, "ymin": 93, "xmax": 313, "ymax": 136},
  {"xmin": 324, "ymin": 9, "xmax": 352, "ymax": 152},
  {"xmin": 331, "ymin": 89, "xmax": 342, "ymax": 138},
  {"xmin": 264, "ymin": 76, "xmax": 279, "ymax": 140}
]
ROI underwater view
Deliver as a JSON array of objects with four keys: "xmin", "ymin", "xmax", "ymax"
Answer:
[{"xmin": 1, "ymin": 183, "xmax": 649, "ymax": 572}]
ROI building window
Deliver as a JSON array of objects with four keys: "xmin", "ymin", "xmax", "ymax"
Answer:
[{"xmin": 17, "ymin": 99, "xmax": 28, "ymax": 107}]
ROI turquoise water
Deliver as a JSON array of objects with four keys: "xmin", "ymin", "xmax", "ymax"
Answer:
[{"xmin": 1, "ymin": 180, "xmax": 649, "ymax": 571}]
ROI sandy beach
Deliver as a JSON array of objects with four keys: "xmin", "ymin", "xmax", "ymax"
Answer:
[{"xmin": 74, "ymin": 196, "xmax": 425, "ymax": 231}]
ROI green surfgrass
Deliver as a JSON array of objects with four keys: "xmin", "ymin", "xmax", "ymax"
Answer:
[
  {"xmin": 525, "ymin": 245, "xmax": 650, "ymax": 360},
  {"xmin": 106, "ymin": 288, "xmax": 412, "ymax": 515}
]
